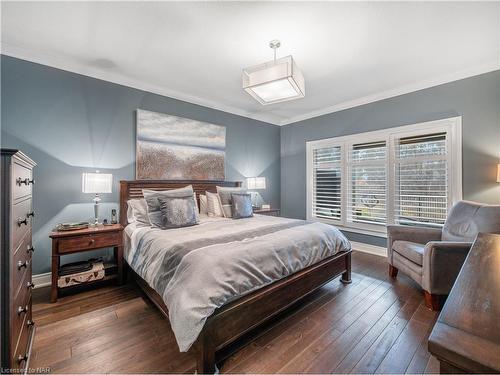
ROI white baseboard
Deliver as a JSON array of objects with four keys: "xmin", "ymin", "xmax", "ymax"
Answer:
[
  {"xmin": 351, "ymin": 241, "xmax": 387, "ymax": 257},
  {"xmin": 32, "ymin": 272, "xmax": 51, "ymax": 289}
]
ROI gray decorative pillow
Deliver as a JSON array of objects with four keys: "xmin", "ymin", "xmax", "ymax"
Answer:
[
  {"xmin": 231, "ymin": 193, "xmax": 253, "ymax": 219},
  {"xmin": 216, "ymin": 186, "xmax": 247, "ymax": 218},
  {"xmin": 143, "ymin": 185, "xmax": 194, "ymax": 228},
  {"xmin": 158, "ymin": 195, "xmax": 199, "ymax": 229}
]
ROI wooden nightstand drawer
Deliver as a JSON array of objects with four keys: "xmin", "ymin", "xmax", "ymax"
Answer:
[
  {"xmin": 254, "ymin": 208, "xmax": 280, "ymax": 217},
  {"xmin": 58, "ymin": 232, "xmax": 121, "ymax": 254}
]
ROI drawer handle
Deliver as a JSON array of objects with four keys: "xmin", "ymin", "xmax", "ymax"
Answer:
[
  {"xmin": 17, "ymin": 217, "xmax": 28, "ymax": 226},
  {"xmin": 27, "ymin": 320, "xmax": 35, "ymax": 327},
  {"xmin": 27, "ymin": 245, "xmax": 35, "ymax": 253},
  {"xmin": 17, "ymin": 305, "xmax": 28, "ymax": 315},
  {"xmin": 27, "ymin": 211, "xmax": 35, "ymax": 218},
  {"xmin": 16, "ymin": 177, "xmax": 34, "ymax": 186},
  {"xmin": 16, "ymin": 177, "xmax": 29, "ymax": 186},
  {"xmin": 17, "ymin": 260, "xmax": 29, "ymax": 270},
  {"xmin": 89, "ymin": 239, "xmax": 95, "ymax": 245},
  {"xmin": 27, "ymin": 281, "xmax": 35, "ymax": 289}
]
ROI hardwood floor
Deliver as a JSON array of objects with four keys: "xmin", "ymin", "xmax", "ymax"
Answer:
[{"xmin": 31, "ymin": 251, "xmax": 440, "ymax": 374}]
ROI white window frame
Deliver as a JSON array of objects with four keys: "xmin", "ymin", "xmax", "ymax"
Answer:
[{"xmin": 306, "ymin": 116, "xmax": 462, "ymax": 238}]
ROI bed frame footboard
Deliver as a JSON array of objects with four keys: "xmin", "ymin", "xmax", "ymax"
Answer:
[{"xmin": 195, "ymin": 250, "xmax": 351, "ymax": 373}]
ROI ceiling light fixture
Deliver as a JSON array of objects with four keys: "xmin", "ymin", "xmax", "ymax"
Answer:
[{"xmin": 243, "ymin": 40, "xmax": 305, "ymax": 105}]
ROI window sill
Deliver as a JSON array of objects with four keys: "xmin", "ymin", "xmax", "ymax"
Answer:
[{"xmin": 309, "ymin": 217, "xmax": 388, "ymax": 238}]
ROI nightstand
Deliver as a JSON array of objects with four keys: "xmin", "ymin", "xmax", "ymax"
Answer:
[
  {"xmin": 253, "ymin": 208, "xmax": 280, "ymax": 217},
  {"xmin": 49, "ymin": 224, "xmax": 124, "ymax": 302}
]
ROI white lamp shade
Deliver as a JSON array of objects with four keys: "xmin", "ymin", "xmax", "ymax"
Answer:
[
  {"xmin": 497, "ymin": 163, "xmax": 500, "ymax": 183},
  {"xmin": 82, "ymin": 172, "xmax": 113, "ymax": 193},
  {"xmin": 243, "ymin": 56, "xmax": 305, "ymax": 105},
  {"xmin": 247, "ymin": 177, "xmax": 266, "ymax": 190}
]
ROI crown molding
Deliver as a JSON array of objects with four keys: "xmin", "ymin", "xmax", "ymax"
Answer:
[
  {"xmin": 279, "ymin": 61, "xmax": 500, "ymax": 126},
  {"xmin": 0, "ymin": 43, "xmax": 282, "ymax": 126},
  {"xmin": 2, "ymin": 43, "xmax": 498, "ymax": 127}
]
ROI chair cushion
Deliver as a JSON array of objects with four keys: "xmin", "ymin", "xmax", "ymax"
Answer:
[
  {"xmin": 392, "ymin": 240, "xmax": 425, "ymax": 266},
  {"xmin": 442, "ymin": 201, "xmax": 500, "ymax": 242}
]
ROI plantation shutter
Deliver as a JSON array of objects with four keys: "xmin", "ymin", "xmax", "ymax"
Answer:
[
  {"xmin": 394, "ymin": 132, "xmax": 448, "ymax": 227},
  {"xmin": 312, "ymin": 145, "xmax": 342, "ymax": 221},
  {"xmin": 347, "ymin": 141, "xmax": 387, "ymax": 226}
]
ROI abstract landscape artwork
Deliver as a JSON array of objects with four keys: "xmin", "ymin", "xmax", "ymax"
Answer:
[{"xmin": 136, "ymin": 109, "xmax": 226, "ymax": 180}]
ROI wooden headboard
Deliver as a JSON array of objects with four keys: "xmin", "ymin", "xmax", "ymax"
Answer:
[{"xmin": 119, "ymin": 180, "xmax": 242, "ymax": 226}]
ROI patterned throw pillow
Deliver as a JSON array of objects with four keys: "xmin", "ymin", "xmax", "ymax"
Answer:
[
  {"xmin": 143, "ymin": 185, "xmax": 194, "ymax": 228},
  {"xmin": 216, "ymin": 186, "xmax": 247, "ymax": 218},
  {"xmin": 157, "ymin": 195, "xmax": 199, "ymax": 229},
  {"xmin": 231, "ymin": 193, "xmax": 253, "ymax": 219}
]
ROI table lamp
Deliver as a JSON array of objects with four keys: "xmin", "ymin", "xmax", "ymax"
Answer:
[
  {"xmin": 247, "ymin": 177, "xmax": 267, "ymax": 208},
  {"xmin": 82, "ymin": 171, "xmax": 112, "ymax": 225}
]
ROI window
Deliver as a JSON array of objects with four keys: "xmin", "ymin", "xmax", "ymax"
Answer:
[
  {"xmin": 348, "ymin": 140, "xmax": 387, "ymax": 227},
  {"xmin": 306, "ymin": 117, "xmax": 462, "ymax": 236},
  {"xmin": 312, "ymin": 145, "xmax": 342, "ymax": 221},
  {"xmin": 394, "ymin": 133, "xmax": 448, "ymax": 227}
]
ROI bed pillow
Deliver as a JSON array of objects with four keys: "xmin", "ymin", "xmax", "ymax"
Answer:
[
  {"xmin": 199, "ymin": 194, "xmax": 208, "ymax": 216},
  {"xmin": 158, "ymin": 195, "xmax": 199, "ymax": 229},
  {"xmin": 127, "ymin": 198, "xmax": 150, "ymax": 226},
  {"xmin": 143, "ymin": 185, "xmax": 194, "ymax": 228},
  {"xmin": 206, "ymin": 191, "xmax": 224, "ymax": 217},
  {"xmin": 231, "ymin": 193, "xmax": 253, "ymax": 219},
  {"xmin": 216, "ymin": 186, "xmax": 247, "ymax": 218}
]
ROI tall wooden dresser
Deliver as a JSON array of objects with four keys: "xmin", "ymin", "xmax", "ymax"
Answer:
[{"xmin": 1, "ymin": 149, "xmax": 36, "ymax": 373}]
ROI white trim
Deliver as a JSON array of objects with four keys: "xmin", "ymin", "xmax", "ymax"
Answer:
[
  {"xmin": 350, "ymin": 241, "xmax": 387, "ymax": 258},
  {"xmin": 306, "ymin": 116, "xmax": 463, "ymax": 237},
  {"xmin": 1, "ymin": 43, "xmax": 498, "ymax": 127},
  {"xmin": 280, "ymin": 61, "xmax": 499, "ymax": 126},
  {"xmin": 0, "ymin": 44, "xmax": 281, "ymax": 127},
  {"xmin": 32, "ymin": 272, "xmax": 51, "ymax": 289}
]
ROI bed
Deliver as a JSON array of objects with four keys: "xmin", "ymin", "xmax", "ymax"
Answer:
[{"xmin": 120, "ymin": 180, "xmax": 352, "ymax": 373}]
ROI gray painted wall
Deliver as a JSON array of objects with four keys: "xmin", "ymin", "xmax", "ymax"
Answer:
[
  {"xmin": 281, "ymin": 70, "xmax": 500, "ymax": 247},
  {"xmin": 1, "ymin": 55, "xmax": 281, "ymax": 274}
]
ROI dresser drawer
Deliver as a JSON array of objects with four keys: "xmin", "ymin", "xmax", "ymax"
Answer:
[
  {"xmin": 11, "ymin": 272, "xmax": 31, "ymax": 354},
  {"xmin": 58, "ymin": 231, "xmax": 121, "ymax": 254},
  {"xmin": 12, "ymin": 231, "xmax": 32, "ymax": 298},
  {"xmin": 12, "ymin": 159, "xmax": 33, "ymax": 201},
  {"xmin": 11, "ymin": 300, "xmax": 33, "ymax": 372},
  {"xmin": 12, "ymin": 198, "xmax": 32, "ymax": 248}
]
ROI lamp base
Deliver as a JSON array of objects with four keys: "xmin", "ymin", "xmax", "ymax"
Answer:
[{"xmin": 93, "ymin": 194, "xmax": 101, "ymax": 226}]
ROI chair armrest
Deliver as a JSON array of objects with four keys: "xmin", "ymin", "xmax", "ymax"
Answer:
[
  {"xmin": 386, "ymin": 225, "xmax": 442, "ymax": 264},
  {"xmin": 422, "ymin": 241, "xmax": 473, "ymax": 295}
]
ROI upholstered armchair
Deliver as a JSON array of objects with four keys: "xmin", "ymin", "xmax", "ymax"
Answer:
[{"xmin": 387, "ymin": 201, "xmax": 500, "ymax": 310}]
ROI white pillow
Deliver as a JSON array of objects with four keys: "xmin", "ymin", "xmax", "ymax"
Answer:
[
  {"xmin": 199, "ymin": 194, "xmax": 208, "ymax": 216},
  {"xmin": 127, "ymin": 198, "xmax": 150, "ymax": 226},
  {"xmin": 206, "ymin": 191, "xmax": 224, "ymax": 217}
]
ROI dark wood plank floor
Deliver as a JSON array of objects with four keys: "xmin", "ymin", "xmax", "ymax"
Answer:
[{"xmin": 31, "ymin": 251, "xmax": 440, "ymax": 374}]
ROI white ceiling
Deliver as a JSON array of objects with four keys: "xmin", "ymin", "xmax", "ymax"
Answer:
[{"xmin": 2, "ymin": 2, "xmax": 499, "ymax": 126}]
